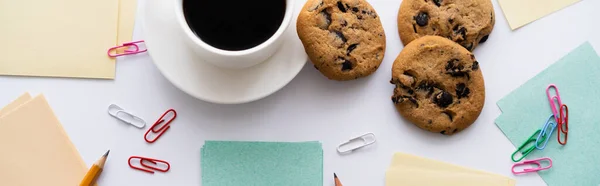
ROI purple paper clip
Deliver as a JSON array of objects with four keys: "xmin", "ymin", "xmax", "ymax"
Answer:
[
  {"xmin": 512, "ymin": 157, "xmax": 553, "ymax": 174},
  {"xmin": 107, "ymin": 40, "xmax": 147, "ymax": 57}
]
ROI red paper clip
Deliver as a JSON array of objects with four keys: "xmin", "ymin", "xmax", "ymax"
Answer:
[
  {"xmin": 557, "ymin": 104, "xmax": 568, "ymax": 145},
  {"xmin": 144, "ymin": 109, "xmax": 177, "ymax": 143},
  {"xmin": 128, "ymin": 156, "xmax": 170, "ymax": 174},
  {"xmin": 107, "ymin": 40, "xmax": 147, "ymax": 57}
]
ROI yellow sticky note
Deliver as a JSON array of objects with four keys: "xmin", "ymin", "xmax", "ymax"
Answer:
[
  {"xmin": 0, "ymin": 0, "xmax": 119, "ymax": 79},
  {"xmin": 386, "ymin": 168, "xmax": 514, "ymax": 186},
  {"xmin": 498, "ymin": 0, "xmax": 580, "ymax": 30},
  {"xmin": 386, "ymin": 153, "xmax": 515, "ymax": 186},
  {"xmin": 0, "ymin": 93, "xmax": 32, "ymax": 116},
  {"xmin": 0, "ymin": 95, "xmax": 88, "ymax": 185},
  {"xmin": 118, "ymin": 0, "xmax": 138, "ymax": 44}
]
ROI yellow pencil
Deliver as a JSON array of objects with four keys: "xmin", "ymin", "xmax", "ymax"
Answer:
[
  {"xmin": 334, "ymin": 173, "xmax": 343, "ymax": 186},
  {"xmin": 79, "ymin": 150, "xmax": 110, "ymax": 186}
]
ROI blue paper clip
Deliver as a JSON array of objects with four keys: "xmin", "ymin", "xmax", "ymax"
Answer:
[{"xmin": 535, "ymin": 114, "xmax": 558, "ymax": 150}]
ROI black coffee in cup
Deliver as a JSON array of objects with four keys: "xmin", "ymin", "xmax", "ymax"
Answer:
[{"xmin": 182, "ymin": 0, "xmax": 287, "ymax": 51}]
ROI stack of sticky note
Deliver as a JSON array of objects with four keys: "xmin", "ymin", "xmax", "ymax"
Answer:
[
  {"xmin": 385, "ymin": 152, "xmax": 515, "ymax": 186},
  {"xmin": 496, "ymin": 42, "xmax": 600, "ymax": 185},
  {"xmin": 0, "ymin": 93, "xmax": 91, "ymax": 185},
  {"xmin": 201, "ymin": 141, "xmax": 323, "ymax": 186}
]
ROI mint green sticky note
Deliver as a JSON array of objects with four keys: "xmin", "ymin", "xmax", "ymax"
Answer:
[
  {"xmin": 201, "ymin": 141, "xmax": 323, "ymax": 186},
  {"xmin": 495, "ymin": 42, "xmax": 600, "ymax": 186}
]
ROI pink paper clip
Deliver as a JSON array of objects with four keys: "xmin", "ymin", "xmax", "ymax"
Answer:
[
  {"xmin": 546, "ymin": 84, "xmax": 563, "ymax": 123},
  {"xmin": 107, "ymin": 40, "xmax": 147, "ymax": 57},
  {"xmin": 512, "ymin": 157, "xmax": 553, "ymax": 174}
]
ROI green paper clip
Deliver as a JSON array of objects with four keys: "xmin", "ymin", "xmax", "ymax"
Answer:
[{"xmin": 511, "ymin": 129, "xmax": 546, "ymax": 162}]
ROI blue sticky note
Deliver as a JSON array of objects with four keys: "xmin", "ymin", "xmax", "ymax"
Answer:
[
  {"xmin": 201, "ymin": 141, "xmax": 323, "ymax": 186},
  {"xmin": 496, "ymin": 42, "xmax": 600, "ymax": 186}
]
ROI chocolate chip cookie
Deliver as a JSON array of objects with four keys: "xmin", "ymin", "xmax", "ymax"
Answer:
[
  {"xmin": 397, "ymin": 0, "xmax": 495, "ymax": 51},
  {"xmin": 297, "ymin": 0, "xmax": 386, "ymax": 81},
  {"xmin": 390, "ymin": 36, "xmax": 484, "ymax": 135}
]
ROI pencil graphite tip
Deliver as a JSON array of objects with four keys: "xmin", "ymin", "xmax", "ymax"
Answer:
[
  {"xmin": 334, "ymin": 173, "xmax": 338, "ymax": 178},
  {"xmin": 103, "ymin": 150, "xmax": 110, "ymax": 157}
]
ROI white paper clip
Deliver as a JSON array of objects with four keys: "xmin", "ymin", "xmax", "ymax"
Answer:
[
  {"xmin": 108, "ymin": 104, "xmax": 146, "ymax": 129},
  {"xmin": 337, "ymin": 133, "xmax": 376, "ymax": 154}
]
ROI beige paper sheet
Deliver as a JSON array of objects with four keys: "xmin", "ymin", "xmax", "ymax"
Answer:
[
  {"xmin": 118, "ymin": 0, "xmax": 138, "ymax": 44},
  {"xmin": 498, "ymin": 0, "xmax": 580, "ymax": 30},
  {"xmin": 386, "ymin": 153, "xmax": 515, "ymax": 186},
  {"xmin": 0, "ymin": 95, "xmax": 90, "ymax": 185},
  {"xmin": 0, "ymin": 93, "xmax": 31, "ymax": 116},
  {"xmin": 386, "ymin": 168, "xmax": 514, "ymax": 186},
  {"xmin": 0, "ymin": 0, "xmax": 137, "ymax": 79}
]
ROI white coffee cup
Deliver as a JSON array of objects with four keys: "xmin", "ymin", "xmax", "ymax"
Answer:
[{"xmin": 174, "ymin": 0, "xmax": 294, "ymax": 69}]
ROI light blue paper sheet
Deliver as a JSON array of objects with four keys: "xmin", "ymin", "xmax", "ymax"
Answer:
[
  {"xmin": 495, "ymin": 42, "xmax": 600, "ymax": 186},
  {"xmin": 201, "ymin": 141, "xmax": 323, "ymax": 186}
]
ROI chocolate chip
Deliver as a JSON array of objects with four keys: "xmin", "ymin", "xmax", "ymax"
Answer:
[
  {"xmin": 445, "ymin": 59, "xmax": 465, "ymax": 76},
  {"xmin": 417, "ymin": 81, "xmax": 433, "ymax": 92},
  {"xmin": 334, "ymin": 31, "xmax": 347, "ymax": 43},
  {"xmin": 414, "ymin": 12, "xmax": 429, "ymax": 26},
  {"xmin": 471, "ymin": 61, "xmax": 479, "ymax": 70},
  {"xmin": 347, "ymin": 44, "xmax": 358, "ymax": 56},
  {"xmin": 433, "ymin": 91, "xmax": 453, "ymax": 108},
  {"xmin": 357, "ymin": 15, "xmax": 363, "ymax": 20},
  {"xmin": 408, "ymin": 89, "xmax": 414, "ymax": 94},
  {"xmin": 412, "ymin": 24, "xmax": 417, "ymax": 33},
  {"xmin": 341, "ymin": 59, "xmax": 353, "ymax": 71},
  {"xmin": 390, "ymin": 78, "xmax": 398, "ymax": 84},
  {"xmin": 391, "ymin": 96, "xmax": 400, "ymax": 104},
  {"xmin": 428, "ymin": 120, "xmax": 432, "ymax": 124},
  {"xmin": 479, "ymin": 35, "xmax": 489, "ymax": 43},
  {"xmin": 443, "ymin": 110, "xmax": 455, "ymax": 121},
  {"xmin": 464, "ymin": 43, "xmax": 473, "ymax": 51},
  {"xmin": 337, "ymin": 1, "xmax": 346, "ymax": 12},
  {"xmin": 433, "ymin": 0, "xmax": 442, "ymax": 6},
  {"xmin": 320, "ymin": 10, "xmax": 331, "ymax": 29},
  {"xmin": 362, "ymin": 10, "xmax": 366, "ymax": 14},
  {"xmin": 448, "ymin": 18, "xmax": 454, "ymax": 24},
  {"xmin": 408, "ymin": 97, "xmax": 418, "ymax": 107},
  {"xmin": 455, "ymin": 83, "xmax": 470, "ymax": 99},
  {"xmin": 352, "ymin": 7, "xmax": 359, "ymax": 12},
  {"xmin": 341, "ymin": 19, "xmax": 347, "ymax": 27},
  {"xmin": 454, "ymin": 26, "xmax": 466, "ymax": 41},
  {"xmin": 440, "ymin": 130, "xmax": 446, "ymax": 135}
]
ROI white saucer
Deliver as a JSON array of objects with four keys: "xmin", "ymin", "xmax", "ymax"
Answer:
[{"xmin": 144, "ymin": 0, "xmax": 307, "ymax": 104}]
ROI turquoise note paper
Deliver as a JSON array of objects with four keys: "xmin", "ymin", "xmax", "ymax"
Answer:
[
  {"xmin": 201, "ymin": 141, "xmax": 323, "ymax": 186},
  {"xmin": 495, "ymin": 42, "xmax": 600, "ymax": 186}
]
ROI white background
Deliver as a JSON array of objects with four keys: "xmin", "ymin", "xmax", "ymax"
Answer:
[{"xmin": 1, "ymin": 0, "xmax": 599, "ymax": 185}]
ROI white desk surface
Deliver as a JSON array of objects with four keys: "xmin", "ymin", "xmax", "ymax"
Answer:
[{"xmin": 0, "ymin": 0, "xmax": 598, "ymax": 185}]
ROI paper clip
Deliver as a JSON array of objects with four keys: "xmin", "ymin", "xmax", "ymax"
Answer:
[
  {"xmin": 337, "ymin": 133, "xmax": 376, "ymax": 154},
  {"xmin": 557, "ymin": 104, "xmax": 569, "ymax": 145},
  {"xmin": 512, "ymin": 129, "xmax": 545, "ymax": 162},
  {"xmin": 144, "ymin": 109, "xmax": 177, "ymax": 143},
  {"xmin": 107, "ymin": 104, "xmax": 146, "ymax": 129},
  {"xmin": 511, "ymin": 157, "xmax": 552, "ymax": 174},
  {"xmin": 535, "ymin": 114, "xmax": 558, "ymax": 150},
  {"xmin": 546, "ymin": 84, "xmax": 563, "ymax": 123},
  {"xmin": 107, "ymin": 40, "xmax": 147, "ymax": 57},
  {"xmin": 128, "ymin": 156, "xmax": 170, "ymax": 174}
]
